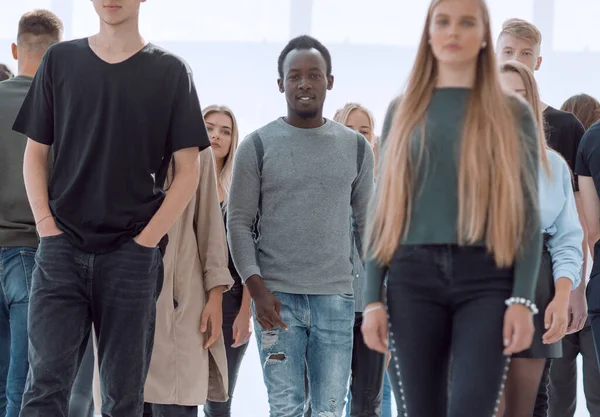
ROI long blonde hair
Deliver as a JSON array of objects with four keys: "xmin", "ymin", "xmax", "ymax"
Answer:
[
  {"xmin": 500, "ymin": 60, "xmax": 550, "ymax": 176},
  {"xmin": 369, "ymin": 0, "xmax": 537, "ymax": 267},
  {"xmin": 202, "ymin": 105, "xmax": 240, "ymax": 204}
]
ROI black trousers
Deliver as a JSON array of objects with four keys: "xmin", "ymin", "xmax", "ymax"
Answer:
[
  {"xmin": 549, "ymin": 324, "xmax": 600, "ymax": 417},
  {"xmin": 20, "ymin": 235, "xmax": 163, "ymax": 417},
  {"xmin": 386, "ymin": 244, "xmax": 512, "ymax": 417}
]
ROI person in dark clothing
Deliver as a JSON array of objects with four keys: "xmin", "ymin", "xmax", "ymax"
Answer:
[
  {"xmin": 12, "ymin": 1, "xmax": 210, "ymax": 416},
  {"xmin": 497, "ymin": 18, "xmax": 588, "ymax": 417},
  {"xmin": 362, "ymin": 1, "xmax": 541, "ymax": 417},
  {"xmin": 0, "ymin": 9, "xmax": 62, "ymax": 417}
]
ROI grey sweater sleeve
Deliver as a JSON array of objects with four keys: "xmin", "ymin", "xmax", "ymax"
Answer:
[
  {"xmin": 351, "ymin": 134, "xmax": 375, "ymax": 257},
  {"xmin": 227, "ymin": 132, "xmax": 262, "ymax": 282}
]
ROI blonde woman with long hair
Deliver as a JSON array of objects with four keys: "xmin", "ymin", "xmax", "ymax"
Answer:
[
  {"xmin": 498, "ymin": 61, "xmax": 583, "ymax": 416},
  {"xmin": 334, "ymin": 103, "xmax": 389, "ymax": 417},
  {"xmin": 202, "ymin": 105, "xmax": 252, "ymax": 417},
  {"xmin": 361, "ymin": 0, "xmax": 542, "ymax": 416}
]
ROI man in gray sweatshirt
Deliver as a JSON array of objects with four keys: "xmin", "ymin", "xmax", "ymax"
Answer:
[
  {"xmin": 0, "ymin": 10, "xmax": 62, "ymax": 417},
  {"xmin": 227, "ymin": 35, "xmax": 374, "ymax": 417}
]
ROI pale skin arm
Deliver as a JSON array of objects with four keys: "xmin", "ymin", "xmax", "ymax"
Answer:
[
  {"xmin": 231, "ymin": 286, "xmax": 253, "ymax": 348},
  {"xmin": 136, "ymin": 147, "xmax": 201, "ymax": 247},
  {"xmin": 566, "ymin": 192, "xmax": 589, "ymax": 334},
  {"xmin": 23, "ymin": 140, "xmax": 59, "ymax": 237}
]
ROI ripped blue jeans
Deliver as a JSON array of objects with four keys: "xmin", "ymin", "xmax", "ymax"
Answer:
[{"xmin": 253, "ymin": 292, "xmax": 354, "ymax": 417}]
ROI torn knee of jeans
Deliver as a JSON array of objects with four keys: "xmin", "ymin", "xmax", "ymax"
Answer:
[
  {"xmin": 264, "ymin": 352, "xmax": 286, "ymax": 365},
  {"xmin": 261, "ymin": 330, "xmax": 278, "ymax": 349},
  {"xmin": 315, "ymin": 399, "xmax": 337, "ymax": 417}
]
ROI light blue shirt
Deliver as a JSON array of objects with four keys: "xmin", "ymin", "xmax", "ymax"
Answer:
[{"xmin": 540, "ymin": 149, "xmax": 584, "ymax": 288}]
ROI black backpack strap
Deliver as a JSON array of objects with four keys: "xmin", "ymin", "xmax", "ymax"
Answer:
[
  {"xmin": 254, "ymin": 134, "xmax": 265, "ymax": 176},
  {"xmin": 356, "ymin": 133, "xmax": 366, "ymax": 179},
  {"xmin": 251, "ymin": 134, "xmax": 264, "ymax": 242}
]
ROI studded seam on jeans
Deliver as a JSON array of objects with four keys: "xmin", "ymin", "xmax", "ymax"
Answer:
[
  {"xmin": 387, "ymin": 311, "xmax": 409, "ymax": 417},
  {"xmin": 492, "ymin": 356, "xmax": 512, "ymax": 417}
]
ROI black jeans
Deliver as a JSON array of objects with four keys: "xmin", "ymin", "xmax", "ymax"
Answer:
[
  {"xmin": 69, "ymin": 333, "xmax": 95, "ymax": 417},
  {"xmin": 204, "ymin": 282, "xmax": 248, "ymax": 417},
  {"xmin": 387, "ymin": 244, "xmax": 512, "ymax": 417},
  {"xmin": 348, "ymin": 313, "xmax": 386, "ymax": 417},
  {"xmin": 20, "ymin": 234, "xmax": 163, "ymax": 417},
  {"xmin": 549, "ymin": 324, "xmax": 600, "ymax": 417}
]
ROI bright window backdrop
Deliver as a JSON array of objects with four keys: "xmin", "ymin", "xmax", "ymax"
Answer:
[{"xmin": 0, "ymin": 1, "xmax": 596, "ymax": 416}]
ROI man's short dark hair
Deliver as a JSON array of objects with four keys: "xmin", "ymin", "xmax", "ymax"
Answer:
[
  {"xmin": 17, "ymin": 9, "xmax": 63, "ymax": 51},
  {"xmin": 277, "ymin": 35, "xmax": 332, "ymax": 79},
  {"xmin": 0, "ymin": 64, "xmax": 14, "ymax": 81}
]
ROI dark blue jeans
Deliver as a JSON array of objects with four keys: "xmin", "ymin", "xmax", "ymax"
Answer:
[
  {"xmin": 0, "ymin": 246, "xmax": 35, "ymax": 417},
  {"xmin": 19, "ymin": 234, "xmax": 163, "ymax": 417}
]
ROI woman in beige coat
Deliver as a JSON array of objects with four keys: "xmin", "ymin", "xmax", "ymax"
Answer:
[{"xmin": 144, "ymin": 146, "xmax": 234, "ymax": 416}]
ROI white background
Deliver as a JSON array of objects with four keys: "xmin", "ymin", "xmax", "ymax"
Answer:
[{"xmin": 0, "ymin": 1, "xmax": 597, "ymax": 416}]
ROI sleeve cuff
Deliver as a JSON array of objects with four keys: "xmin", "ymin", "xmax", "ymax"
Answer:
[
  {"xmin": 204, "ymin": 267, "xmax": 234, "ymax": 292},
  {"xmin": 553, "ymin": 269, "xmax": 581, "ymax": 289},
  {"xmin": 241, "ymin": 265, "xmax": 262, "ymax": 283}
]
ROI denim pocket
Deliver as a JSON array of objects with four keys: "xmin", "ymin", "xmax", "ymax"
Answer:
[
  {"xmin": 39, "ymin": 233, "xmax": 65, "ymax": 242},
  {"xmin": 130, "ymin": 238, "xmax": 158, "ymax": 253},
  {"xmin": 338, "ymin": 292, "xmax": 355, "ymax": 301},
  {"xmin": 19, "ymin": 250, "xmax": 36, "ymax": 295}
]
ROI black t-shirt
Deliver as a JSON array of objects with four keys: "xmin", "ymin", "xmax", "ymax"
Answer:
[
  {"xmin": 544, "ymin": 106, "xmax": 585, "ymax": 190},
  {"xmin": 13, "ymin": 39, "xmax": 210, "ymax": 253},
  {"xmin": 576, "ymin": 121, "xmax": 600, "ymax": 196},
  {"xmin": 576, "ymin": 120, "xmax": 600, "ymax": 262}
]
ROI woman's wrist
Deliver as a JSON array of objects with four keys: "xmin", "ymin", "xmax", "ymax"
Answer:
[
  {"xmin": 208, "ymin": 286, "xmax": 225, "ymax": 301},
  {"xmin": 554, "ymin": 277, "xmax": 574, "ymax": 301}
]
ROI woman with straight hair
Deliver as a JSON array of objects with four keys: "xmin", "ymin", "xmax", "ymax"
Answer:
[
  {"xmin": 203, "ymin": 105, "xmax": 253, "ymax": 417},
  {"xmin": 335, "ymin": 103, "xmax": 390, "ymax": 417},
  {"xmin": 497, "ymin": 60, "xmax": 584, "ymax": 416},
  {"xmin": 547, "ymin": 93, "xmax": 600, "ymax": 417},
  {"xmin": 143, "ymin": 113, "xmax": 234, "ymax": 416},
  {"xmin": 361, "ymin": 0, "xmax": 542, "ymax": 416}
]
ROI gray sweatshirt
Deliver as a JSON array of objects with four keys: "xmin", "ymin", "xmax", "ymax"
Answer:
[{"xmin": 227, "ymin": 118, "xmax": 374, "ymax": 295}]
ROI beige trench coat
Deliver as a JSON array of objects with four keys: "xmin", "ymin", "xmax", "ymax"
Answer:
[
  {"xmin": 93, "ymin": 148, "xmax": 233, "ymax": 410},
  {"xmin": 145, "ymin": 148, "xmax": 234, "ymax": 405}
]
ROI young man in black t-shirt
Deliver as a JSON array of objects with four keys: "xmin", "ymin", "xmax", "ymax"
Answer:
[
  {"xmin": 576, "ymin": 121, "xmax": 600, "ymax": 413},
  {"xmin": 12, "ymin": 1, "xmax": 210, "ymax": 416},
  {"xmin": 497, "ymin": 17, "xmax": 589, "ymax": 417}
]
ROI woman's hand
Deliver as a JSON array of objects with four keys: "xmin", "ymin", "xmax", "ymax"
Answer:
[
  {"xmin": 232, "ymin": 308, "xmax": 253, "ymax": 348},
  {"xmin": 503, "ymin": 304, "xmax": 534, "ymax": 355},
  {"xmin": 361, "ymin": 302, "xmax": 389, "ymax": 355},
  {"xmin": 201, "ymin": 287, "xmax": 224, "ymax": 349},
  {"xmin": 543, "ymin": 278, "xmax": 573, "ymax": 344}
]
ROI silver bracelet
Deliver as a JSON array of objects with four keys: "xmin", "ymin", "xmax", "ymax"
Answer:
[
  {"xmin": 505, "ymin": 297, "xmax": 539, "ymax": 315},
  {"xmin": 362, "ymin": 304, "xmax": 385, "ymax": 316}
]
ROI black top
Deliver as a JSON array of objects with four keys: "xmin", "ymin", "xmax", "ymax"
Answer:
[
  {"xmin": 544, "ymin": 106, "xmax": 585, "ymax": 190},
  {"xmin": 576, "ymin": 120, "xmax": 600, "ymax": 263},
  {"xmin": 221, "ymin": 202, "xmax": 242, "ymax": 287},
  {"xmin": 576, "ymin": 120, "xmax": 600, "ymax": 201},
  {"xmin": 13, "ymin": 39, "xmax": 210, "ymax": 253}
]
